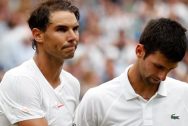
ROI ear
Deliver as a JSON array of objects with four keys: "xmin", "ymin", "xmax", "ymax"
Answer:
[
  {"xmin": 32, "ymin": 28, "xmax": 44, "ymax": 44},
  {"xmin": 135, "ymin": 44, "xmax": 145, "ymax": 58}
]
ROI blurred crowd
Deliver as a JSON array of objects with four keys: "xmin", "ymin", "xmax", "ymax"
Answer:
[{"xmin": 0, "ymin": 0, "xmax": 188, "ymax": 98}]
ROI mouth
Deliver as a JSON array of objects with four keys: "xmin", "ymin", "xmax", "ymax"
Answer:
[
  {"xmin": 64, "ymin": 46, "xmax": 76, "ymax": 52},
  {"xmin": 61, "ymin": 42, "xmax": 78, "ymax": 55},
  {"xmin": 62, "ymin": 44, "xmax": 76, "ymax": 49},
  {"xmin": 62, "ymin": 41, "xmax": 77, "ymax": 49}
]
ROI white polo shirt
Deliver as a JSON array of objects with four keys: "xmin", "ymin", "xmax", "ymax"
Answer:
[
  {"xmin": 0, "ymin": 59, "xmax": 80, "ymax": 126},
  {"xmin": 74, "ymin": 66, "xmax": 188, "ymax": 126}
]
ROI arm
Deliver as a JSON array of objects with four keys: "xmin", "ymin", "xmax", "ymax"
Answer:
[{"xmin": 18, "ymin": 118, "xmax": 48, "ymax": 126}]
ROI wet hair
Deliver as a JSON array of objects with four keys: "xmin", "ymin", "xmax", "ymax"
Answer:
[
  {"xmin": 139, "ymin": 18, "xmax": 187, "ymax": 62},
  {"xmin": 28, "ymin": 0, "xmax": 80, "ymax": 49}
]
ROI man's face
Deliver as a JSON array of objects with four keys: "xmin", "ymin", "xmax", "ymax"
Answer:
[
  {"xmin": 137, "ymin": 45, "xmax": 178, "ymax": 85},
  {"xmin": 42, "ymin": 11, "xmax": 79, "ymax": 60}
]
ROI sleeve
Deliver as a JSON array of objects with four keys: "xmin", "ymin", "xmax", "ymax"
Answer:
[
  {"xmin": 73, "ymin": 88, "xmax": 100, "ymax": 126},
  {"xmin": 0, "ymin": 73, "xmax": 45, "ymax": 124}
]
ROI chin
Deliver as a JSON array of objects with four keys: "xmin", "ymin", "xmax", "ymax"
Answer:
[
  {"xmin": 145, "ymin": 78, "xmax": 160, "ymax": 85},
  {"xmin": 65, "ymin": 54, "xmax": 75, "ymax": 59}
]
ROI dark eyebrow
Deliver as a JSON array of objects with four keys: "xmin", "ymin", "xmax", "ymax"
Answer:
[
  {"xmin": 56, "ymin": 25, "xmax": 68, "ymax": 29},
  {"xmin": 55, "ymin": 24, "xmax": 79, "ymax": 28},
  {"xmin": 73, "ymin": 25, "xmax": 79, "ymax": 30},
  {"xmin": 154, "ymin": 63, "xmax": 177, "ymax": 71},
  {"xmin": 74, "ymin": 24, "xmax": 79, "ymax": 28}
]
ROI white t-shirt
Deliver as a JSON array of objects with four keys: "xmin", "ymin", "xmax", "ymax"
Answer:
[
  {"xmin": 74, "ymin": 66, "xmax": 188, "ymax": 126},
  {"xmin": 0, "ymin": 59, "xmax": 80, "ymax": 126}
]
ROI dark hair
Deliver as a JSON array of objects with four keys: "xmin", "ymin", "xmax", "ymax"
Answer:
[
  {"xmin": 139, "ymin": 18, "xmax": 187, "ymax": 62},
  {"xmin": 28, "ymin": 0, "xmax": 80, "ymax": 49}
]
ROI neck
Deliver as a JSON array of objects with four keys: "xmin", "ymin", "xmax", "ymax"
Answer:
[
  {"xmin": 33, "ymin": 54, "xmax": 64, "ymax": 88},
  {"xmin": 128, "ymin": 64, "xmax": 159, "ymax": 100}
]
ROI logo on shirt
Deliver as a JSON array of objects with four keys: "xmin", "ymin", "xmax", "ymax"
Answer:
[
  {"xmin": 57, "ymin": 104, "xmax": 64, "ymax": 108},
  {"xmin": 171, "ymin": 114, "xmax": 180, "ymax": 120},
  {"xmin": 55, "ymin": 102, "xmax": 64, "ymax": 109}
]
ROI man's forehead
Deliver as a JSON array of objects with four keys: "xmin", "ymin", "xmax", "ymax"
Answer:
[
  {"xmin": 48, "ymin": 11, "xmax": 78, "ymax": 27},
  {"xmin": 50, "ymin": 11, "xmax": 77, "ymax": 21}
]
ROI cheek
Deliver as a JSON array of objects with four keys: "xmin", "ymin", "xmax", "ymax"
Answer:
[
  {"xmin": 76, "ymin": 33, "xmax": 79, "ymax": 41},
  {"xmin": 145, "ymin": 64, "xmax": 160, "ymax": 77},
  {"xmin": 51, "ymin": 35, "xmax": 66, "ymax": 47},
  {"xmin": 142, "ymin": 61, "xmax": 155, "ymax": 76},
  {"xmin": 45, "ymin": 37, "xmax": 63, "ymax": 51},
  {"xmin": 142, "ymin": 64, "xmax": 150, "ymax": 77}
]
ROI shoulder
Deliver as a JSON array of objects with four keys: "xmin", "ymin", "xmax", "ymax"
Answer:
[
  {"xmin": 165, "ymin": 77, "xmax": 188, "ymax": 89},
  {"xmin": 82, "ymin": 75, "xmax": 123, "ymax": 104},
  {"xmin": 76, "ymin": 76, "xmax": 123, "ymax": 124},
  {"xmin": 4, "ymin": 59, "xmax": 35, "ymax": 77},
  {"xmin": 164, "ymin": 77, "xmax": 188, "ymax": 96},
  {"xmin": 1, "ymin": 59, "xmax": 39, "ymax": 86},
  {"xmin": 0, "ymin": 59, "xmax": 41, "ymax": 96},
  {"xmin": 165, "ymin": 77, "xmax": 188, "ymax": 107}
]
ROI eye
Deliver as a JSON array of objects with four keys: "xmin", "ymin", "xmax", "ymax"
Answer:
[
  {"xmin": 73, "ymin": 26, "xmax": 79, "ymax": 32},
  {"xmin": 156, "ymin": 65, "xmax": 162, "ymax": 69},
  {"xmin": 56, "ymin": 26, "xmax": 68, "ymax": 32},
  {"xmin": 154, "ymin": 64, "xmax": 164, "ymax": 70}
]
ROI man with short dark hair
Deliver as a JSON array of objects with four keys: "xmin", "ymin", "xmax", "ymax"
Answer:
[
  {"xmin": 74, "ymin": 18, "xmax": 188, "ymax": 126},
  {"xmin": 0, "ymin": 0, "xmax": 80, "ymax": 126}
]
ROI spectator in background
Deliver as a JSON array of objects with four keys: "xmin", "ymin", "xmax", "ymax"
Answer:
[
  {"xmin": 0, "ymin": 0, "xmax": 34, "ymax": 78},
  {"xmin": 0, "ymin": 23, "xmax": 34, "ymax": 71},
  {"xmin": 74, "ymin": 18, "xmax": 188, "ymax": 126},
  {"xmin": 0, "ymin": 0, "xmax": 9, "ymax": 37},
  {"xmin": 0, "ymin": 0, "xmax": 80, "ymax": 126}
]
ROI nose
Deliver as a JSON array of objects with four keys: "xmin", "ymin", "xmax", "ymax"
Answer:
[
  {"xmin": 158, "ymin": 71, "xmax": 168, "ymax": 81},
  {"xmin": 67, "ymin": 29, "xmax": 78, "ymax": 42}
]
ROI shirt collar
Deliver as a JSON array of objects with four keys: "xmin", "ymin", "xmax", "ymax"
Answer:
[
  {"xmin": 156, "ymin": 80, "xmax": 167, "ymax": 97},
  {"xmin": 120, "ymin": 65, "xmax": 139, "ymax": 101}
]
